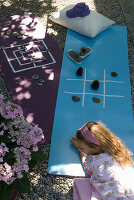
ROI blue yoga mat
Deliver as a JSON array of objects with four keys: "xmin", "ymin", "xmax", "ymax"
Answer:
[{"xmin": 48, "ymin": 26, "xmax": 134, "ymax": 176}]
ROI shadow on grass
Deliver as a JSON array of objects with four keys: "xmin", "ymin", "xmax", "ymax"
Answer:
[
  {"xmin": 0, "ymin": 0, "xmax": 67, "ymax": 51},
  {"xmin": 0, "ymin": 0, "xmax": 57, "ymax": 18}
]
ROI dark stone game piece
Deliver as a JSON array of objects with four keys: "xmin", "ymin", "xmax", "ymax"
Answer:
[
  {"xmin": 32, "ymin": 74, "xmax": 39, "ymax": 80},
  {"xmin": 91, "ymin": 80, "xmax": 100, "ymax": 90},
  {"xmin": 92, "ymin": 97, "xmax": 101, "ymax": 103},
  {"xmin": 6, "ymin": 30, "xmax": 11, "ymax": 35},
  {"xmin": 76, "ymin": 67, "xmax": 83, "ymax": 76},
  {"xmin": 13, "ymin": 32, "xmax": 19, "ymax": 36},
  {"xmin": 37, "ymin": 82, "xmax": 43, "ymax": 86},
  {"xmin": 39, "ymin": 79, "xmax": 45, "ymax": 83},
  {"xmin": 72, "ymin": 96, "xmax": 80, "ymax": 102},
  {"xmin": 16, "ymin": 35, "xmax": 22, "ymax": 39},
  {"xmin": 111, "ymin": 72, "xmax": 118, "ymax": 77}
]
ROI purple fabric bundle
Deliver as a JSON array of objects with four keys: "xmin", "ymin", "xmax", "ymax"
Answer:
[{"xmin": 66, "ymin": 2, "xmax": 90, "ymax": 18}]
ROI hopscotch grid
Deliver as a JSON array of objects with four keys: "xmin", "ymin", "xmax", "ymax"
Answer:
[
  {"xmin": 14, "ymin": 49, "xmax": 35, "ymax": 61},
  {"xmin": 14, "ymin": 49, "xmax": 35, "ymax": 60},
  {"xmin": 2, "ymin": 40, "xmax": 56, "ymax": 73},
  {"xmin": 13, "ymin": 51, "xmax": 35, "ymax": 65},
  {"xmin": 64, "ymin": 68, "xmax": 125, "ymax": 108}
]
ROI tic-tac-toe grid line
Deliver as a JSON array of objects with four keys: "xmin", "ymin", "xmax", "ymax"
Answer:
[
  {"xmin": 64, "ymin": 68, "xmax": 125, "ymax": 108},
  {"xmin": 2, "ymin": 40, "xmax": 56, "ymax": 73}
]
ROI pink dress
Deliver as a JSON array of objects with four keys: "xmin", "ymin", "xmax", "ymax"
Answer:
[{"xmin": 83, "ymin": 153, "xmax": 134, "ymax": 200}]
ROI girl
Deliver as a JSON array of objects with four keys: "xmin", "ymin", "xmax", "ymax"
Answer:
[{"xmin": 70, "ymin": 121, "xmax": 134, "ymax": 200}]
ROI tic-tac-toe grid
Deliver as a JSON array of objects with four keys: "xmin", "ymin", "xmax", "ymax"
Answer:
[
  {"xmin": 64, "ymin": 68, "xmax": 125, "ymax": 108},
  {"xmin": 2, "ymin": 40, "xmax": 56, "ymax": 73}
]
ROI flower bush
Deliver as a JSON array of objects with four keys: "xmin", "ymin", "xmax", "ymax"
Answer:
[{"xmin": 0, "ymin": 94, "xmax": 47, "ymax": 200}]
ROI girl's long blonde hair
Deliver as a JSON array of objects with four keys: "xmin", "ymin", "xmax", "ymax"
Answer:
[{"xmin": 85, "ymin": 121, "xmax": 133, "ymax": 166}]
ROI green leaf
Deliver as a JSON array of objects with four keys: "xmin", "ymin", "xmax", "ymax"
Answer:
[
  {"xmin": 6, "ymin": 141, "xmax": 17, "ymax": 150},
  {"xmin": 3, "ymin": 152, "xmax": 15, "ymax": 165},
  {"xmin": 0, "ymin": 181, "xmax": 13, "ymax": 200},
  {"xmin": 31, "ymin": 150, "xmax": 48, "ymax": 162},
  {"xmin": 0, "ymin": 134, "xmax": 10, "ymax": 143},
  {"xmin": 28, "ymin": 160, "xmax": 38, "ymax": 169},
  {"xmin": 28, "ymin": 150, "xmax": 47, "ymax": 170},
  {"xmin": 13, "ymin": 173, "xmax": 30, "ymax": 193}
]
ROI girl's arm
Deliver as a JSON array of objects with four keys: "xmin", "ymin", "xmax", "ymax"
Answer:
[{"xmin": 80, "ymin": 152, "xmax": 93, "ymax": 175}]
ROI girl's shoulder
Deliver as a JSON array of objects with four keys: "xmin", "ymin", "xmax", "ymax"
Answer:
[
  {"xmin": 87, "ymin": 152, "xmax": 112, "ymax": 159},
  {"xmin": 86, "ymin": 153, "xmax": 113, "ymax": 163}
]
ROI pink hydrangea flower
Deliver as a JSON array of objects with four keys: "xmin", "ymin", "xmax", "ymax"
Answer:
[{"xmin": 0, "ymin": 93, "xmax": 45, "ymax": 185}]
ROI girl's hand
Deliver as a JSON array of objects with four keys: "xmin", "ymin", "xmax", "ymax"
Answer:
[
  {"xmin": 70, "ymin": 137, "xmax": 86, "ymax": 163},
  {"xmin": 70, "ymin": 136, "xmax": 79, "ymax": 149},
  {"xmin": 70, "ymin": 136, "xmax": 84, "ymax": 152}
]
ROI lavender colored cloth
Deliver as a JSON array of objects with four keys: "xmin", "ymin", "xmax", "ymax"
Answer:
[
  {"xmin": 73, "ymin": 178, "xmax": 103, "ymax": 200},
  {"xmin": 66, "ymin": 3, "xmax": 90, "ymax": 18}
]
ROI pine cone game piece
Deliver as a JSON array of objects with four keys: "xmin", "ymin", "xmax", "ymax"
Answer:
[
  {"xmin": 91, "ymin": 80, "xmax": 100, "ymax": 90},
  {"xmin": 111, "ymin": 72, "xmax": 118, "ymax": 77},
  {"xmin": 76, "ymin": 67, "xmax": 83, "ymax": 76},
  {"xmin": 92, "ymin": 97, "xmax": 101, "ymax": 103},
  {"xmin": 72, "ymin": 96, "xmax": 80, "ymax": 102}
]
